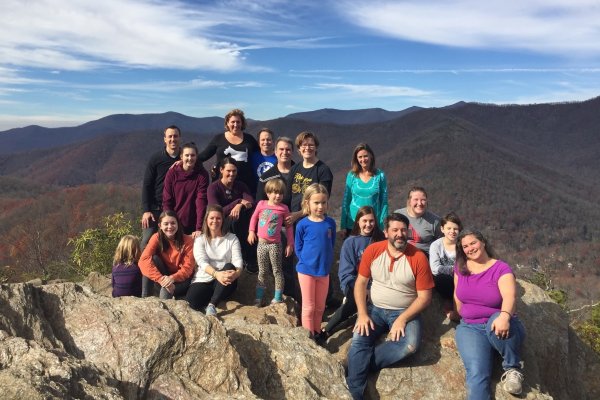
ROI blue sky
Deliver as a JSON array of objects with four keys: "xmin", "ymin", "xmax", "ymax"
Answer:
[{"xmin": 1, "ymin": 0, "xmax": 600, "ymax": 130}]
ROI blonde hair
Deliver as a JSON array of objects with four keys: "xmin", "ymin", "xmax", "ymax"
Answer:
[
  {"xmin": 113, "ymin": 235, "xmax": 141, "ymax": 266},
  {"xmin": 265, "ymin": 178, "xmax": 286, "ymax": 195},
  {"xmin": 301, "ymin": 183, "xmax": 329, "ymax": 215}
]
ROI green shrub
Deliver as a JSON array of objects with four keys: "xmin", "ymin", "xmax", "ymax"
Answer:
[
  {"xmin": 576, "ymin": 304, "xmax": 600, "ymax": 355},
  {"xmin": 547, "ymin": 289, "xmax": 568, "ymax": 308},
  {"xmin": 69, "ymin": 213, "xmax": 136, "ymax": 277}
]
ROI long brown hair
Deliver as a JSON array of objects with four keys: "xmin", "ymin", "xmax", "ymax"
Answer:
[
  {"xmin": 157, "ymin": 210, "xmax": 184, "ymax": 252},
  {"xmin": 350, "ymin": 143, "xmax": 376, "ymax": 175},
  {"xmin": 350, "ymin": 206, "xmax": 385, "ymax": 241},
  {"xmin": 455, "ymin": 229, "xmax": 496, "ymax": 275}
]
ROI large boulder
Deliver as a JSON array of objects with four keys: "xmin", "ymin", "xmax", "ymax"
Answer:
[{"xmin": 0, "ymin": 276, "xmax": 598, "ymax": 399}]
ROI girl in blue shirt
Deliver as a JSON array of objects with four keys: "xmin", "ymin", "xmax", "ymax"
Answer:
[{"xmin": 295, "ymin": 183, "xmax": 336, "ymax": 339}]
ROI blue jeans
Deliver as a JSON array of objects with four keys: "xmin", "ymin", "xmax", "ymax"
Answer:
[
  {"xmin": 455, "ymin": 312, "xmax": 525, "ymax": 400},
  {"xmin": 346, "ymin": 304, "xmax": 422, "ymax": 400}
]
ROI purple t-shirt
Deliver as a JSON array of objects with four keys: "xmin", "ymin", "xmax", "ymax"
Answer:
[{"xmin": 455, "ymin": 260, "xmax": 513, "ymax": 324}]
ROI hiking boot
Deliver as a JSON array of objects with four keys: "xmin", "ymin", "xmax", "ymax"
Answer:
[
  {"xmin": 205, "ymin": 304, "xmax": 217, "ymax": 316},
  {"xmin": 501, "ymin": 368, "xmax": 524, "ymax": 395}
]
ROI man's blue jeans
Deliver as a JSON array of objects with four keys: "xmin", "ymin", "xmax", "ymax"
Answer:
[
  {"xmin": 346, "ymin": 304, "xmax": 422, "ymax": 400},
  {"xmin": 455, "ymin": 312, "xmax": 525, "ymax": 400}
]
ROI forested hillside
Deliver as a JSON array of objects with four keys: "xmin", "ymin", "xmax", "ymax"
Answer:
[{"xmin": 1, "ymin": 99, "xmax": 598, "ymax": 307}]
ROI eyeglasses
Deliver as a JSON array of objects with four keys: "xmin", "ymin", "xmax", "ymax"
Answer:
[{"xmin": 300, "ymin": 143, "xmax": 316, "ymax": 149}]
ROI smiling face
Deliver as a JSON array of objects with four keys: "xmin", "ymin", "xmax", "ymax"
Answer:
[
  {"xmin": 164, "ymin": 127, "xmax": 181, "ymax": 155},
  {"xmin": 160, "ymin": 216, "xmax": 178, "ymax": 239},
  {"xmin": 385, "ymin": 220, "xmax": 409, "ymax": 251},
  {"xmin": 356, "ymin": 149, "xmax": 372, "ymax": 171},
  {"xmin": 227, "ymin": 115, "xmax": 243, "ymax": 134},
  {"xmin": 206, "ymin": 210, "xmax": 223, "ymax": 234},
  {"xmin": 276, "ymin": 140, "xmax": 293, "ymax": 163},
  {"xmin": 220, "ymin": 163, "xmax": 237, "ymax": 186},
  {"xmin": 407, "ymin": 190, "xmax": 428, "ymax": 217},
  {"xmin": 307, "ymin": 193, "xmax": 327, "ymax": 218},
  {"xmin": 358, "ymin": 213, "xmax": 376, "ymax": 236},
  {"xmin": 442, "ymin": 221, "xmax": 461, "ymax": 243},
  {"xmin": 461, "ymin": 234, "xmax": 488, "ymax": 262},
  {"xmin": 298, "ymin": 138, "xmax": 317, "ymax": 161},
  {"xmin": 181, "ymin": 147, "xmax": 197, "ymax": 171},
  {"xmin": 259, "ymin": 130, "xmax": 274, "ymax": 155}
]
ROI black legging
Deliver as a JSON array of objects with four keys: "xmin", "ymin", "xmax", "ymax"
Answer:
[
  {"xmin": 186, "ymin": 263, "xmax": 238, "ymax": 311},
  {"xmin": 323, "ymin": 283, "xmax": 357, "ymax": 335},
  {"xmin": 142, "ymin": 255, "xmax": 191, "ymax": 299}
]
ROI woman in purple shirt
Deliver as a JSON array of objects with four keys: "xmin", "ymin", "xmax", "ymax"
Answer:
[
  {"xmin": 207, "ymin": 157, "xmax": 256, "ymax": 272},
  {"xmin": 454, "ymin": 230, "xmax": 525, "ymax": 399}
]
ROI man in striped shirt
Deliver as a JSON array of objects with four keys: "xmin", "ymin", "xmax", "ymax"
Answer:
[{"xmin": 346, "ymin": 213, "xmax": 434, "ymax": 400}]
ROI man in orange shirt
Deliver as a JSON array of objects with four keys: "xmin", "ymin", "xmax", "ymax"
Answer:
[{"xmin": 346, "ymin": 213, "xmax": 434, "ymax": 400}]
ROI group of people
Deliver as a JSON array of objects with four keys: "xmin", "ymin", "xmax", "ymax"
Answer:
[{"xmin": 110, "ymin": 108, "xmax": 526, "ymax": 400}]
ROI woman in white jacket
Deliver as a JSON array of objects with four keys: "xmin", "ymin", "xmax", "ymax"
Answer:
[{"xmin": 186, "ymin": 204, "xmax": 243, "ymax": 316}]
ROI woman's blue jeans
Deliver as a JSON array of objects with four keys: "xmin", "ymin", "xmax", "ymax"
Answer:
[
  {"xmin": 346, "ymin": 304, "xmax": 422, "ymax": 400},
  {"xmin": 455, "ymin": 312, "xmax": 525, "ymax": 400}
]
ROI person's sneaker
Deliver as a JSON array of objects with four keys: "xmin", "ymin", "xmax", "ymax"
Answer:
[
  {"xmin": 270, "ymin": 298, "xmax": 283, "ymax": 305},
  {"xmin": 205, "ymin": 304, "xmax": 217, "ymax": 316},
  {"xmin": 501, "ymin": 368, "xmax": 524, "ymax": 395},
  {"xmin": 314, "ymin": 330, "xmax": 329, "ymax": 347},
  {"xmin": 254, "ymin": 298, "xmax": 264, "ymax": 307}
]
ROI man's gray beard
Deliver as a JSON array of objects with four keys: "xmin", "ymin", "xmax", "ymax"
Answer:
[{"xmin": 390, "ymin": 239, "xmax": 407, "ymax": 251}]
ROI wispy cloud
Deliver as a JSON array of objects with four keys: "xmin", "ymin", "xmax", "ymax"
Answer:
[
  {"xmin": 315, "ymin": 83, "xmax": 432, "ymax": 97},
  {"xmin": 293, "ymin": 68, "xmax": 600, "ymax": 74},
  {"xmin": 338, "ymin": 1, "xmax": 600, "ymax": 57},
  {"xmin": 0, "ymin": 0, "xmax": 340, "ymax": 73},
  {"xmin": 0, "ymin": 0, "xmax": 242, "ymax": 72},
  {"xmin": 68, "ymin": 78, "xmax": 265, "ymax": 92}
]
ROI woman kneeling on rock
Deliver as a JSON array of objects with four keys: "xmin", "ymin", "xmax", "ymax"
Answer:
[
  {"xmin": 186, "ymin": 205, "xmax": 243, "ymax": 316},
  {"xmin": 139, "ymin": 210, "xmax": 195, "ymax": 299}
]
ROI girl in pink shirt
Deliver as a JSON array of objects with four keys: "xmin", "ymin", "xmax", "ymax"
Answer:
[{"xmin": 248, "ymin": 178, "xmax": 294, "ymax": 305}]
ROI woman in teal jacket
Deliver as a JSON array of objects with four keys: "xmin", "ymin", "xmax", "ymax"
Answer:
[{"xmin": 340, "ymin": 143, "xmax": 388, "ymax": 237}]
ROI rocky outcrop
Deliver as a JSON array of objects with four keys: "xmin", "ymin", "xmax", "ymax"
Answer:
[{"xmin": 0, "ymin": 276, "xmax": 598, "ymax": 399}]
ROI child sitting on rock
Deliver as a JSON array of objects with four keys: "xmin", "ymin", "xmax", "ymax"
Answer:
[{"xmin": 112, "ymin": 235, "xmax": 142, "ymax": 297}]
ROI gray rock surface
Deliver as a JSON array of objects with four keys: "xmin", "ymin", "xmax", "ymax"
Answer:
[{"xmin": 0, "ymin": 276, "xmax": 598, "ymax": 399}]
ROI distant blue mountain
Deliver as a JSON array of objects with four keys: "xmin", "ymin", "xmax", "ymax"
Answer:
[
  {"xmin": 283, "ymin": 107, "xmax": 422, "ymax": 125},
  {"xmin": 0, "ymin": 107, "xmax": 422, "ymax": 154},
  {"xmin": 0, "ymin": 112, "xmax": 224, "ymax": 155}
]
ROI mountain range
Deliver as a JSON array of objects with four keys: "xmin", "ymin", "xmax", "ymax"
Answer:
[{"xmin": 1, "ymin": 98, "xmax": 599, "ymax": 306}]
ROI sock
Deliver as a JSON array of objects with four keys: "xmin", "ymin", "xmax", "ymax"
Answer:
[
  {"xmin": 274, "ymin": 289, "xmax": 282, "ymax": 301},
  {"xmin": 255, "ymin": 286, "xmax": 265, "ymax": 301}
]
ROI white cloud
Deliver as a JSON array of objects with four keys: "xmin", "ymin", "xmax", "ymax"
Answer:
[
  {"xmin": 0, "ymin": 0, "xmax": 244, "ymax": 71},
  {"xmin": 338, "ymin": 1, "xmax": 600, "ymax": 57},
  {"xmin": 65, "ymin": 78, "xmax": 264, "ymax": 92},
  {"xmin": 292, "ymin": 68, "xmax": 600, "ymax": 74},
  {"xmin": 315, "ymin": 83, "xmax": 432, "ymax": 97},
  {"xmin": 0, "ymin": 0, "xmax": 339, "ymax": 73}
]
